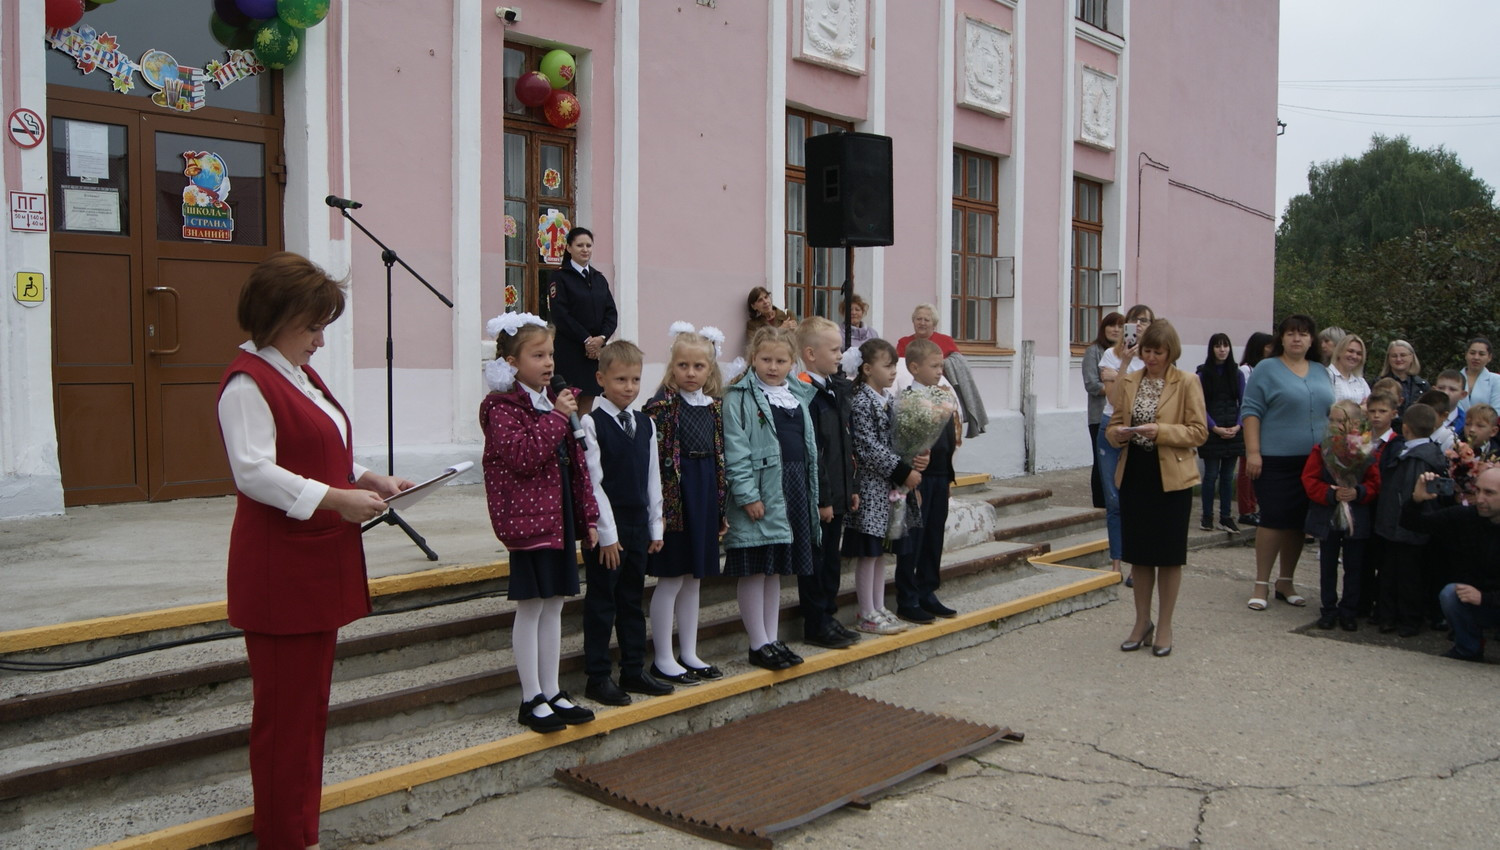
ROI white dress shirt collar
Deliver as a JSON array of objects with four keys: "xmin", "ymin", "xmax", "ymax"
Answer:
[
  {"xmin": 521, "ymin": 382, "xmax": 553, "ymax": 412},
  {"xmin": 571, "ymin": 260, "xmax": 589, "ymax": 277},
  {"xmin": 679, "ymin": 387, "xmax": 711, "ymax": 406}
]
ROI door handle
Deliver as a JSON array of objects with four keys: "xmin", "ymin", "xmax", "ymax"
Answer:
[{"xmin": 148, "ymin": 286, "xmax": 181, "ymax": 355}]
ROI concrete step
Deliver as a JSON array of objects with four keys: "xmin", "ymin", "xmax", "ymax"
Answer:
[
  {"xmin": 991, "ymin": 505, "xmax": 1106, "ymax": 544},
  {"xmin": 0, "ymin": 538, "xmax": 1112, "ymax": 850}
]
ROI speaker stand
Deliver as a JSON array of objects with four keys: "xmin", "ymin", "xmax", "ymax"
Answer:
[{"xmin": 841, "ymin": 244, "xmax": 854, "ymax": 372}]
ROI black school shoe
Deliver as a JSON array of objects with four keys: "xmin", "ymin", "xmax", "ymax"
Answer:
[
  {"xmin": 1316, "ymin": 613, "xmax": 1337, "ymax": 630},
  {"xmin": 679, "ymin": 658, "xmax": 725, "ymax": 680},
  {"xmin": 584, "ymin": 676, "xmax": 632, "ymax": 706},
  {"xmin": 518, "ymin": 695, "xmax": 567, "ymax": 733},
  {"xmin": 769, "ymin": 640, "xmax": 804, "ymax": 665},
  {"xmin": 1339, "ymin": 617, "xmax": 1358, "ymax": 632},
  {"xmin": 620, "ymin": 669, "xmax": 674, "ymax": 696},
  {"xmin": 921, "ymin": 598, "xmax": 958, "ymax": 618},
  {"xmin": 896, "ymin": 605, "xmax": 936, "ymax": 624},
  {"xmin": 649, "ymin": 664, "xmax": 702, "ymax": 686},
  {"xmin": 831, "ymin": 621, "xmax": 862, "ymax": 642},
  {"xmin": 805, "ymin": 625, "xmax": 858, "ymax": 649},
  {"xmin": 1441, "ymin": 646, "xmax": 1485, "ymax": 663},
  {"xmin": 547, "ymin": 691, "xmax": 595, "ymax": 724},
  {"xmin": 749, "ymin": 645, "xmax": 791, "ymax": 670}
]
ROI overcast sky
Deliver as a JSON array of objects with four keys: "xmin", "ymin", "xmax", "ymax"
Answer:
[{"xmin": 1275, "ymin": 1, "xmax": 1500, "ymax": 221}]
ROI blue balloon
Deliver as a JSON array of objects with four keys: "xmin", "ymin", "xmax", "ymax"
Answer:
[{"xmin": 235, "ymin": 0, "xmax": 278, "ymax": 20}]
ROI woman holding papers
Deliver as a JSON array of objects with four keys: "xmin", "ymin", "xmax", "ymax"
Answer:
[{"xmin": 216, "ymin": 253, "xmax": 411, "ymax": 850}]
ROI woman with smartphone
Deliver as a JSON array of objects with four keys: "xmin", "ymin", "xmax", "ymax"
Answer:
[{"xmin": 1096, "ymin": 304, "xmax": 1155, "ymax": 579}]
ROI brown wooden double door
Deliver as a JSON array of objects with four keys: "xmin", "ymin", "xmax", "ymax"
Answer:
[{"xmin": 48, "ymin": 96, "xmax": 284, "ymax": 505}]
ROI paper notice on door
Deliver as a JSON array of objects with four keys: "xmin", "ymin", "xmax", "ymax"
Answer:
[
  {"xmin": 66, "ymin": 121, "xmax": 111, "ymax": 181},
  {"xmin": 62, "ymin": 186, "xmax": 121, "ymax": 232}
]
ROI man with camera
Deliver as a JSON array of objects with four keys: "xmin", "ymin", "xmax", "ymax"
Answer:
[{"xmin": 1403, "ymin": 467, "xmax": 1500, "ymax": 661}]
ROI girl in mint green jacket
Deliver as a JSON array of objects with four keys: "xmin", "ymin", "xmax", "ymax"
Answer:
[{"xmin": 722, "ymin": 327, "xmax": 820, "ymax": 671}]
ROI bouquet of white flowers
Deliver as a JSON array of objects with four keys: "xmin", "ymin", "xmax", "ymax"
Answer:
[{"xmin": 886, "ymin": 384, "xmax": 959, "ymax": 542}]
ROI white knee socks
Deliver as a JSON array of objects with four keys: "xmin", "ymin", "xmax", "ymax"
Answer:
[
  {"xmin": 676, "ymin": 578, "xmax": 707, "ymax": 669},
  {"xmin": 854, "ymin": 556, "xmax": 883, "ymax": 616},
  {"xmin": 737, "ymin": 576, "xmax": 771, "ymax": 649},
  {"xmin": 652, "ymin": 576, "xmax": 687, "ymax": 675}
]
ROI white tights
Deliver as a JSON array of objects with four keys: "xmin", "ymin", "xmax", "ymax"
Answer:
[
  {"xmin": 513, "ymin": 596, "xmax": 573, "ymax": 717},
  {"xmin": 735, "ymin": 574, "xmax": 782, "ymax": 650},
  {"xmin": 853, "ymin": 556, "xmax": 884, "ymax": 617},
  {"xmin": 650, "ymin": 575, "xmax": 707, "ymax": 675}
]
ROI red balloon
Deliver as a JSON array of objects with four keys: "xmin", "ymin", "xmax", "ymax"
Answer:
[
  {"xmin": 45, "ymin": 0, "xmax": 85, "ymax": 29},
  {"xmin": 543, "ymin": 91, "xmax": 581, "ymax": 129},
  {"xmin": 514, "ymin": 71, "xmax": 552, "ymax": 108}
]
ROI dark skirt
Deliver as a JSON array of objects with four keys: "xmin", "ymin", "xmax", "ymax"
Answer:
[
  {"xmin": 841, "ymin": 529, "xmax": 887, "ymax": 558},
  {"xmin": 649, "ymin": 455, "xmax": 721, "ymax": 579},
  {"xmin": 507, "ymin": 547, "xmax": 580, "ymax": 600},
  {"xmin": 723, "ymin": 459, "xmax": 815, "ymax": 577},
  {"xmin": 1119, "ymin": 446, "xmax": 1191, "ymax": 567},
  {"xmin": 1252, "ymin": 454, "xmax": 1311, "ymax": 530},
  {"xmin": 554, "ymin": 341, "xmax": 603, "ymax": 397}
]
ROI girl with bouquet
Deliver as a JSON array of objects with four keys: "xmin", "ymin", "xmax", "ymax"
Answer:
[
  {"xmin": 841, "ymin": 338, "xmax": 927, "ymax": 635},
  {"xmin": 1301, "ymin": 400, "xmax": 1381, "ymax": 631}
]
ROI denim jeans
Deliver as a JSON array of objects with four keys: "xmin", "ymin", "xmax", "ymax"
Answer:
[
  {"xmin": 1438, "ymin": 583, "xmax": 1500, "ymax": 658},
  {"xmin": 1096, "ymin": 415, "xmax": 1122, "ymax": 561},
  {"xmin": 1200, "ymin": 455, "xmax": 1236, "ymax": 521}
]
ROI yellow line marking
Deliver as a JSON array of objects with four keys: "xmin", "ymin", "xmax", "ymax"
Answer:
[
  {"xmin": 1033, "ymin": 539, "xmax": 1109, "ymax": 564},
  {"xmin": 951, "ymin": 472, "xmax": 991, "ymax": 488},
  {"xmin": 0, "ymin": 562, "xmax": 512, "ymax": 655},
  {"xmin": 91, "ymin": 568, "xmax": 1117, "ymax": 850}
]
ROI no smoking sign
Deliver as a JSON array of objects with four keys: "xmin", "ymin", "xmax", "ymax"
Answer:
[{"xmin": 7, "ymin": 108, "xmax": 45, "ymax": 149}]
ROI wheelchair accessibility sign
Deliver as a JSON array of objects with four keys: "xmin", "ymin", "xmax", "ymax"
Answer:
[{"xmin": 15, "ymin": 271, "xmax": 44, "ymax": 306}]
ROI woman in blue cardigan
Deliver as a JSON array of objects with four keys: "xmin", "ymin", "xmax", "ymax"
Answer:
[{"xmin": 1242, "ymin": 315, "xmax": 1333, "ymax": 611}]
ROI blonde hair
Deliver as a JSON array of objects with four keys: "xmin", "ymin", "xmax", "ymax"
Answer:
[
  {"xmin": 1380, "ymin": 339, "xmax": 1422, "ymax": 378},
  {"xmin": 660, "ymin": 331, "xmax": 724, "ymax": 397},
  {"xmin": 904, "ymin": 337, "xmax": 943, "ymax": 365},
  {"xmin": 1468, "ymin": 403, "xmax": 1498, "ymax": 428},
  {"xmin": 596, "ymin": 339, "xmax": 644, "ymax": 374},
  {"xmin": 796, "ymin": 315, "xmax": 840, "ymax": 356},
  {"xmin": 1330, "ymin": 333, "xmax": 1366, "ymax": 377},
  {"xmin": 911, "ymin": 303, "xmax": 939, "ymax": 324},
  {"xmin": 1327, "ymin": 399, "xmax": 1368, "ymax": 435},
  {"xmin": 737, "ymin": 326, "xmax": 798, "ymax": 384}
]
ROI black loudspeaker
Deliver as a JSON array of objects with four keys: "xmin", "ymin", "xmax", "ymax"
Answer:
[{"xmin": 804, "ymin": 132, "xmax": 894, "ymax": 248}]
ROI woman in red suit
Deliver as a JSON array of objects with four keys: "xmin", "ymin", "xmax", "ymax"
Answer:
[{"xmin": 217, "ymin": 253, "xmax": 411, "ymax": 849}]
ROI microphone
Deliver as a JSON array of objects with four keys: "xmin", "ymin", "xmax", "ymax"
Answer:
[
  {"xmin": 325, "ymin": 194, "xmax": 363, "ymax": 210},
  {"xmin": 549, "ymin": 374, "xmax": 589, "ymax": 451}
]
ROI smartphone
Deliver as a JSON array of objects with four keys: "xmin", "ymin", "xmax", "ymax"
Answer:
[
  {"xmin": 1124, "ymin": 325, "xmax": 1138, "ymax": 348},
  {"xmin": 1426, "ymin": 477, "xmax": 1455, "ymax": 497}
]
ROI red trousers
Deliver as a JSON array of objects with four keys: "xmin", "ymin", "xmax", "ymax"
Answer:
[
  {"xmin": 1237, "ymin": 456, "xmax": 1257, "ymax": 515},
  {"xmin": 244, "ymin": 630, "xmax": 339, "ymax": 850}
]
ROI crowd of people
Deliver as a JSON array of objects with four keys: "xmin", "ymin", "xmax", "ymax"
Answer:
[
  {"xmin": 1083, "ymin": 311, "xmax": 1500, "ymax": 662},
  {"xmin": 217, "ymin": 238, "xmax": 1498, "ymax": 847}
]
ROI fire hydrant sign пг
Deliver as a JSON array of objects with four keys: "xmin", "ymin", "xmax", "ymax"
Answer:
[{"xmin": 10, "ymin": 192, "xmax": 47, "ymax": 232}]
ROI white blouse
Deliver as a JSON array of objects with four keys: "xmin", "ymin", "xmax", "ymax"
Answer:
[
  {"xmin": 1328, "ymin": 368, "xmax": 1370, "ymax": 405},
  {"xmin": 217, "ymin": 341, "xmax": 367, "ymax": 520}
]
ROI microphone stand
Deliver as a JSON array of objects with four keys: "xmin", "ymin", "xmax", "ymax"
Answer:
[{"xmin": 337, "ymin": 204, "xmax": 454, "ymax": 561}]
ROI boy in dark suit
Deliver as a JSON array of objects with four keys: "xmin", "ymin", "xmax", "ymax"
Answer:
[
  {"xmin": 1373, "ymin": 403, "xmax": 1449, "ymax": 637},
  {"xmin": 580, "ymin": 341, "xmax": 670, "ymax": 705},
  {"xmin": 797, "ymin": 317, "xmax": 861, "ymax": 649},
  {"xmin": 894, "ymin": 338, "xmax": 961, "ymax": 624}
]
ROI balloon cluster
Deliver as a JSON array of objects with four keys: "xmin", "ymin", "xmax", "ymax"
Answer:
[
  {"xmin": 209, "ymin": 0, "xmax": 330, "ymax": 68},
  {"xmin": 514, "ymin": 49, "xmax": 580, "ymax": 130}
]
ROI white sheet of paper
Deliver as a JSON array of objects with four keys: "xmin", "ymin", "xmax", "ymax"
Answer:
[
  {"xmin": 61, "ymin": 187, "xmax": 121, "ymax": 233},
  {"xmin": 380, "ymin": 461, "xmax": 474, "ymax": 511},
  {"xmin": 66, "ymin": 121, "xmax": 111, "ymax": 181}
]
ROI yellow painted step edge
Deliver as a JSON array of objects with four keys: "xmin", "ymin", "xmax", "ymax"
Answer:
[
  {"xmin": 0, "ymin": 561, "xmax": 511, "ymax": 655},
  {"xmin": 91, "ymin": 567, "xmax": 1120, "ymax": 850},
  {"xmin": 951, "ymin": 472, "xmax": 990, "ymax": 488}
]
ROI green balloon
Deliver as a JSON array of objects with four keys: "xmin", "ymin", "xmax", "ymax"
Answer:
[
  {"xmin": 254, "ymin": 18, "xmax": 303, "ymax": 69},
  {"xmin": 538, "ymin": 49, "xmax": 576, "ymax": 89},
  {"xmin": 276, "ymin": 0, "xmax": 329, "ymax": 29},
  {"xmin": 210, "ymin": 12, "xmax": 240, "ymax": 48}
]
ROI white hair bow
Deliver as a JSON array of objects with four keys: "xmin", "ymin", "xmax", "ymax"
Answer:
[
  {"xmin": 668, "ymin": 321, "xmax": 725, "ymax": 359},
  {"xmin": 484, "ymin": 358, "xmax": 519, "ymax": 392},
  {"xmin": 486, "ymin": 311, "xmax": 547, "ymax": 338},
  {"xmin": 840, "ymin": 345, "xmax": 864, "ymax": 376}
]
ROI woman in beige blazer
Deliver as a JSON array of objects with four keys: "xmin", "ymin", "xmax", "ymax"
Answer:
[{"xmin": 1107, "ymin": 319, "xmax": 1208, "ymax": 657}]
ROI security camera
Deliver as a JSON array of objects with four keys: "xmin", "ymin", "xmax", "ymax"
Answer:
[{"xmin": 495, "ymin": 6, "xmax": 521, "ymax": 23}]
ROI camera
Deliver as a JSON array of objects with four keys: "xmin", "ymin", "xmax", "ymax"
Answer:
[
  {"xmin": 1426, "ymin": 477, "xmax": 1455, "ymax": 497},
  {"xmin": 495, "ymin": 6, "xmax": 521, "ymax": 23}
]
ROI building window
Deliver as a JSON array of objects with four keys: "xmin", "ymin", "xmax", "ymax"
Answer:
[
  {"xmin": 502, "ymin": 44, "xmax": 577, "ymax": 317},
  {"xmin": 785, "ymin": 108, "xmax": 854, "ymax": 321},
  {"xmin": 951, "ymin": 151, "xmax": 1000, "ymax": 344},
  {"xmin": 1071, "ymin": 178, "xmax": 1104, "ymax": 345},
  {"xmin": 1076, "ymin": 0, "xmax": 1109, "ymax": 32}
]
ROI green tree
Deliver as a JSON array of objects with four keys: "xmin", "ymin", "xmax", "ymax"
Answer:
[
  {"xmin": 1278, "ymin": 134, "xmax": 1494, "ymax": 266},
  {"xmin": 1296, "ymin": 208, "xmax": 1500, "ymax": 376}
]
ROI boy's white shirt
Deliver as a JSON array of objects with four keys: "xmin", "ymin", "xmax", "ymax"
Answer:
[
  {"xmin": 1431, "ymin": 425, "xmax": 1456, "ymax": 454},
  {"xmin": 581, "ymin": 397, "xmax": 665, "ymax": 547}
]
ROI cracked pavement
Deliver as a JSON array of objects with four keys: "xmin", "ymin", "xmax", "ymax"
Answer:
[{"xmin": 369, "ymin": 544, "xmax": 1500, "ymax": 849}]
